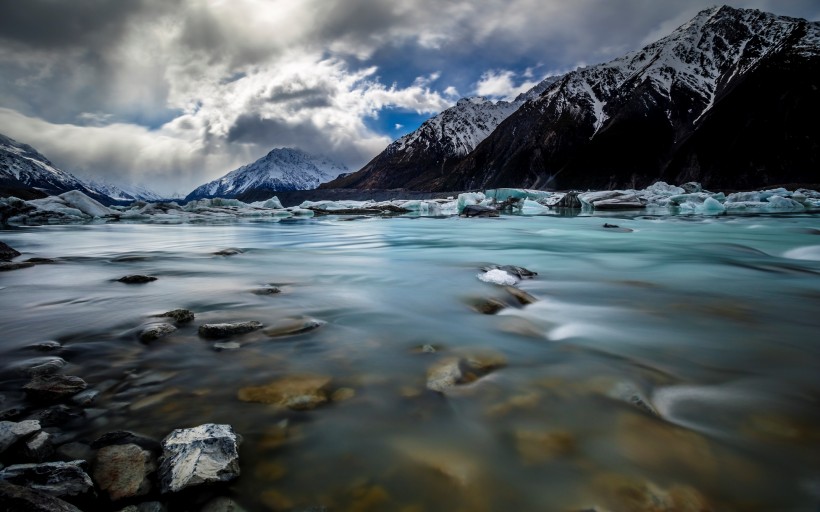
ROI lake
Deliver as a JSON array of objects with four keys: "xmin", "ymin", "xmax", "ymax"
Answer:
[{"xmin": 1, "ymin": 211, "xmax": 819, "ymax": 511}]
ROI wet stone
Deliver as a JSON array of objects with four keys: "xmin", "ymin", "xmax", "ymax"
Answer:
[
  {"xmin": 25, "ymin": 257, "xmax": 57, "ymax": 264},
  {"xmin": 199, "ymin": 321, "xmax": 262, "ymax": 339},
  {"xmin": 91, "ymin": 430, "xmax": 161, "ymax": 451},
  {"xmin": 263, "ymin": 317, "xmax": 326, "ymax": 338},
  {"xmin": 214, "ymin": 248, "xmax": 243, "ymax": 256},
  {"xmin": 0, "ymin": 460, "xmax": 94, "ymax": 499},
  {"xmin": 24, "ymin": 431, "xmax": 54, "ymax": 462},
  {"xmin": 251, "ymin": 286, "xmax": 281, "ymax": 295},
  {"xmin": 159, "ymin": 423, "xmax": 240, "ymax": 494},
  {"xmin": 426, "ymin": 351, "xmax": 506, "ymax": 392},
  {"xmin": 0, "ymin": 419, "xmax": 41, "ymax": 453},
  {"xmin": 460, "ymin": 204, "xmax": 499, "ymax": 217},
  {"xmin": 117, "ymin": 275, "xmax": 157, "ymax": 284},
  {"xmin": 481, "ymin": 264, "xmax": 537, "ymax": 279},
  {"xmin": 504, "ymin": 286, "xmax": 538, "ymax": 305},
  {"xmin": 238, "ymin": 374, "xmax": 331, "ymax": 410},
  {"xmin": 138, "ymin": 323, "xmax": 177, "ymax": 343},
  {"xmin": 28, "ymin": 340, "xmax": 63, "ymax": 352},
  {"xmin": 201, "ymin": 496, "xmax": 247, "ymax": 512},
  {"xmin": 25, "ymin": 405, "xmax": 85, "ymax": 428},
  {"xmin": 331, "ymin": 387, "xmax": 356, "ymax": 402},
  {"xmin": 158, "ymin": 309, "xmax": 195, "ymax": 323},
  {"xmin": 70, "ymin": 389, "xmax": 100, "ymax": 407},
  {"xmin": 94, "ymin": 443, "xmax": 157, "ymax": 501},
  {"xmin": 55, "ymin": 442, "xmax": 94, "ymax": 463},
  {"xmin": 513, "ymin": 429, "xmax": 576, "ymax": 465},
  {"xmin": 0, "ymin": 241, "xmax": 21, "ymax": 261},
  {"xmin": 14, "ymin": 356, "xmax": 67, "ymax": 377},
  {"xmin": 23, "ymin": 375, "xmax": 88, "ymax": 403},
  {"xmin": 466, "ymin": 296, "xmax": 507, "ymax": 315},
  {"xmin": 214, "ymin": 341, "xmax": 241, "ymax": 351},
  {"xmin": 0, "ymin": 481, "xmax": 83, "ymax": 512}
]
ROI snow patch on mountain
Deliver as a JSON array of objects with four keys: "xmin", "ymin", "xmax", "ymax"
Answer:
[
  {"xmin": 187, "ymin": 147, "xmax": 349, "ymax": 200},
  {"xmin": 1, "ymin": 133, "xmax": 89, "ymax": 193},
  {"xmin": 83, "ymin": 179, "xmax": 166, "ymax": 202}
]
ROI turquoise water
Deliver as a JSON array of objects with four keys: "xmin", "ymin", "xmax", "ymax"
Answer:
[{"xmin": 1, "ymin": 212, "xmax": 819, "ymax": 511}]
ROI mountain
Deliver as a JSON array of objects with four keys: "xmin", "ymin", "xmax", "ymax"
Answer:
[
  {"xmin": 186, "ymin": 147, "xmax": 349, "ymax": 201},
  {"xmin": 0, "ymin": 133, "xmax": 111, "ymax": 202},
  {"xmin": 83, "ymin": 179, "xmax": 166, "ymax": 202},
  {"xmin": 330, "ymin": 6, "xmax": 820, "ymax": 192},
  {"xmin": 324, "ymin": 77, "xmax": 560, "ymax": 190}
]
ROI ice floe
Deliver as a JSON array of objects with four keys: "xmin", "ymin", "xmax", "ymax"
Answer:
[{"xmin": 1, "ymin": 182, "xmax": 818, "ymax": 225}]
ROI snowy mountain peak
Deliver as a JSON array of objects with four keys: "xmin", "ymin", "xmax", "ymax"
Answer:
[
  {"xmin": 1, "ymin": 133, "xmax": 91, "ymax": 195},
  {"xmin": 186, "ymin": 147, "xmax": 349, "ymax": 200}
]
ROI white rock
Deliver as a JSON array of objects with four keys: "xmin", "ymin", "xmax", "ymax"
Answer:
[{"xmin": 159, "ymin": 423, "xmax": 239, "ymax": 493}]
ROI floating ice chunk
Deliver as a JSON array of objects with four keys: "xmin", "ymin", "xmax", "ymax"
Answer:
[
  {"xmin": 765, "ymin": 195, "xmax": 804, "ymax": 210},
  {"xmin": 456, "ymin": 192, "xmax": 486, "ymax": 213},
  {"xmin": 644, "ymin": 181, "xmax": 684, "ymax": 196},
  {"xmin": 783, "ymin": 245, "xmax": 820, "ymax": 261},
  {"xmin": 261, "ymin": 197, "xmax": 283, "ymax": 209},
  {"xmin": 521, "ymin": 199, "xmax": 550, "ymax": 213},
  {"xmin": 478, "ymin": 269, "xmax": 518, "ymax": 286},
  {"xmin": 58, "ymin": 190, "xmax": 114, "ymax": 217},
  {"xmin": 726, "ymin": 191, "xmax": 761, "ymax": 203},
  {"xmin": 759, "ymin": 188, "xmax": 790, "ymax": 201},
  {"xmin": 696, "ymin": 197, "xmax": 725, "ymax": 213}
]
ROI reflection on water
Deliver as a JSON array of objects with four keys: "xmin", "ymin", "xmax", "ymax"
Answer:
[{"xmin": 2, "ymin": 213, "xmax": 820, "ymax": 511}]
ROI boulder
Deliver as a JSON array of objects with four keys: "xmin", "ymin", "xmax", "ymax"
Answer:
[
  {"xmin": 0, "ymin": 241, "xmax": 21, "ymax": 261},
  {"xmin": 0, "ymin": 419, "xmax": 41, "ymax": 454},
  {"xmin": 199, "ymin": 321, "xmax": 262, "ymax": 339},
  {"xmin": 0, "ymin": 481, "xmax": 83, "ymax": 512},
  {"xmin": 23, "ymin": 375, "xmax": 88, "ymax": 403},
  {"xmin": 158, "ymin": 309, "xmax": 195, "ymax": 323},
  {"xmin": 556, "ymin": 191, "xmax": 582, "ymax": 208},
  {"xmin": 159, "ymin": 423, "xmax": 240, "ymax": 493},
  {"xmin": 138, "ymin": 323, "xmax": 177, "ymax": 343},
  {"xmin": 0, "ymin": 460, "xmax": 94, "ymax": 499},
  {"xmin": 94, "ymin": 443, "xmax": 156, "ymax": 501}
]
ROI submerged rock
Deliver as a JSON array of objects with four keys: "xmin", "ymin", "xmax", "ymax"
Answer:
[
  {"xmin": 466, "ymin": 296, "xmax": 507, "ymax": 315},
  {"xmin": 159, "ymin": 423, "xmax": 240, "ymax": 494},
  {"xmin": 23, "ymin": 375, "xmax": 88, "ymax": 403},
  {"xmin": 138, "ymin": 323, "xmax": 177, "ymax": 343},
  {"xmin": 158, "ymin": 309, "xmax": 195, "ymax": 323},
  {"xmin": 118, "ymin": 275, "xmax": 157, "ymax": 284},
  {"xmin": 0, "ymin": 460, "xmax": 94, "ymax": 499},
  {"xmin": 214, "ymin": 248, "xmax": 243, "ymax": 256},
  {"xmin": 199, "ymin": 321, "xmax": 262, "ymax": 339},
  {"xmin": 504, "ymin": 286, "xmax": 538, "ymax": 305},
  {"xmin": 238, "ymin": 374, "xmax": 331, "ymax": 410},
  {"xmin": 28, "ymin": 340, "xmax": 63, "ymax": 352},
  {"xmin": 0, "ymin": 241, "xmax": 21, "ymax": 261},
  {"xmin": 251, "ymin": 285, "xmax": 282, "ymax": 296},
  {"xmin": 426, "ymin": 351, "xmax": 506, "ymax": 392},
  {"xmin": 513, "ymin": 429, "xmax": 576, "ymax": 465},
  {"xmin": 263, "ymin": 317, "xmax": 326, "ymax": 338},
  {"xmin": 91, "ymin": 430, "xmax": 161, "ymax": 451},
  {"xmin": 94, "ymin": 443, "xmax": 156, "ymax": 501},
  {"xmin": 0, "ymin": 481, "xmax": 83, "ymax": 512}
]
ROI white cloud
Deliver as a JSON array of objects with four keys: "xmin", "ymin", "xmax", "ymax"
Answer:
[{"xmin": 474, "ymin": 69, "xmax": 543, "ymax": 101}]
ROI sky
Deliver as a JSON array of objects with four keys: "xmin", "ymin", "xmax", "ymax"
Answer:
[{"xmin": 0, "ymin": 0, "xmax": 818, "ymax": 196}]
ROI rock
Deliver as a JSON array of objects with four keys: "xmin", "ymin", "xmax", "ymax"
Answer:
[
  {"xmin": 262, "ymin": 317, "xmax": 326, "ymax": 338},
  {"xmin": 251, "ymin": 286, "xmax": 281, "ymax": 296},
  {"xmin": 28, "ymin": 340, "xmax": 63, "ymax": 352},
  {"xmin": 159, "ymin": 423, "xmax": 240, "ymax": 494},
  {"xmin": 421, "ymin": 344, "xmax": 437, "ymax": 353},
  {"xmin": 117, "ymin": 502, "xmax": 167, "ymax": 512},
  {"xmin": 24, "ymin": 431, "xmax": 54, "ymax": 461},
  {"xmin": 426, "ymin": 351, "xmax": 506, "ymax": 392},
  {"xmin": 680, "ymin": 182, "xmax": 703, "ymax": 193},
  {"xmin": 0, "ymin": 481, "xmax": 83, "ymax": 512},
  {"xmin": 238, "ymin": 374, "xmax": 331, "ymax": 410},
  {"xmin": 198, "ymin": 321, "xmax": 262, "ymax": 339},
  {"xmin": 394, "ymin": 439, "xmax": 481, "ymax": 488},
  {"xmin": 158, "ymin": 309, "xmax": 195, "ymax": 323},
  {"xmin": 0, "ymin": 460, "xmax": 94, "ymax": 499},
  {"xmin": 0, "ymin": 241, "xmax": 21, "ymax": 261},
  {"xmin": 331, "ymin": 387, "xmax": 356, "ymax": 402},
  {"xmin": 482, "ymin": 265, "xmax": 537, "ymax": 279},
  {"xmin": 117, "ymin": 275, "xmax": 157, "ymax": 284},
  {"xmin": 460, "ymin": 204, "xmax": 499, "ymax": 217},
  {"xmin": 138, "ymin": 323, "xmax": 177, "ymax": 343},
  {"xmin": 214, "ymin": 248, "xmax": 243, "ymax": 256},
  {"xmin": 0, "ymin": 406, "xmax": 27, "ymax": 421},
  {"xmin": 94, "ymin": 443, "xmax": 156, "ymax": 501},
  {"xmin": 466, "ymin": 297, "xmax": 507, "ymax": 315},
  {"xmin": 91, "ymin": 430, "xmax": 161, "ymax": 451},
  {"xmin": 504, "ymin": 286, "xmax": 537, "ymax": 305},
  {"xmin": 25, "ymin": 257, "xmax": 57, "ymax": 264},
  {"xmin": 557, "ymin": 191, "xmax": 582, "ymax": 208},
  {"xmin": 25, "ymin": 405, "xmax": 84, "ymax": 428},
  {"xmin": 0, "ymin": 419, "xmax": 41, "ymax": 454},
  {"xmin": 23, "ymin": 375, "xmax": 88, "ymax": 403},
  {"xmin": 602, "ymin": 223, "xmax": 619, "ymax": 228},
  {"xmin": 589, "ymin": 473, "xmax": 714, "ymax": 512},
  {"xmin": 0, "ymin": 261, "xmax": 35, "ymax": 271},
  {"xmin": 513, "ymin": 429, "xmax": 575, "ymax": 465},
  {"xmin": 13, "ymin": 356, "xmax": 67, "ymax": 377}
]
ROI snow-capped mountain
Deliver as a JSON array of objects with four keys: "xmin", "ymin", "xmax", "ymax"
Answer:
[
  {"xmin": 324, "ymin": 75, "xmax": 561, "ymax": 190},
  {"xmin": 0, "ymin": 133, "xmax": 112, "ymax": 202},
  {"xmin": 186, "ymin": 147, "xmax": 348, "ymax": 201},
  {"xmin": 332, "ymin": 6, "xmax": 820, "ymax": 192},
  {"xmin": 83, "ymin": 179, "xmax": 166, "ymax": 202}
]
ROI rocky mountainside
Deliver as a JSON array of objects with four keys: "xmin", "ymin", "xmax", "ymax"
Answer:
[
  {"xmin": 330, "ymin": 6, "xmax": 820, "ymax": 192},
  {"xmin": 0, "ymin": 133, "xmax": 108, "ymax": 201},
  {"xmin": 323, "ymin": 76, "xmax": 560, "ymax": 190},
  {"xmin": 83, "ymin": 179, "xmax": 166, "ymax": 203},
  {"xmin": 186, "ymin": 147, "xmax": 348, "ymax": 201}
]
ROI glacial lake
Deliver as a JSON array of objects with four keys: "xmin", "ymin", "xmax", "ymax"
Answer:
[{"xmin": 2, "ymin": 211, "xmax": 820, "ymax": 511}]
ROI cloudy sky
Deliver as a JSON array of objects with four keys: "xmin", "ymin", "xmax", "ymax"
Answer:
[{"xmin": 0, "ymin": 0, "xmax": 818, "ymax": 195}]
